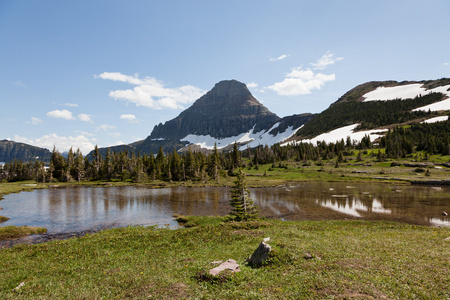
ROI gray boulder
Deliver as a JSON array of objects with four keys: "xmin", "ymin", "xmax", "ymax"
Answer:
[{"xmin": 247, "ymin": 237, "xmax": 271, "ymax": 265}]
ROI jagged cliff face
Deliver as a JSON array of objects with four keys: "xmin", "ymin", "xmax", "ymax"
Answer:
[{"xmin": 149, "ymin": 80, "xmax": 280, "ymax": 140}]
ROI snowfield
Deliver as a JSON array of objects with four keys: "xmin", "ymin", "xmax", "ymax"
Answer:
[
  {"xmin": 363, "ymin": 83, "xmax": 450, "ymax": 104},
  {"xmin": 421, "ymin": 116, "xmax": 449, "ymax": 123},
  {"xmin": 282, "ymin": 124, "xmax": 388, "ymax": 146},
  {"xmin": 181, "ymin": 123, "xmax": 302, "ymax": 150},
  {"xmin": 363, "ymin": 84, "xmax": 426, "ymax": 101},
  {"xmin": 362, "ymin": 83, "xmax": 450, "ymax": 112},
  {"xmin": 239, "ymin": 123, "xmax": 301, "ymax": 150}
]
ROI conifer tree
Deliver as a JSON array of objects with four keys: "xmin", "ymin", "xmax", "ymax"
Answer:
[
  {"xmin": 229, "ymin": 168, "xmax": 259, "ymax": 221},
  {"xmin": 232, "ymin": 142, "xmax": 241, "ymax": 169},
  {"xmin": 74, "ymin": 148, "xmax": 85, "ymax": 182}
]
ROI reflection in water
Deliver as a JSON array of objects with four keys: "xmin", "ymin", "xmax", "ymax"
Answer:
[
  {"xmin": 0, "ymin": 182, "xmax": 448, "ymax": 233},
  {"xmin": 315, "ymin": 197, "xmax": 392, "ymax": 218}
]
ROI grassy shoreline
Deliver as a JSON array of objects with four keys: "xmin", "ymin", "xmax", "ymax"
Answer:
[
  {"xmin": 0, "ymin": 226, "xmax": 47, "ymax": 240},
  {"xmin": 2, "ymin": 158, "xmax": 449, "ymax": 241},
  {"xmin": 1, "ymin": 217, "xmax": 449, "ymax": 299}
]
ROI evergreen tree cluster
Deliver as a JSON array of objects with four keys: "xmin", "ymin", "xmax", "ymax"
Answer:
[
  {"xmin": 1, "ymin": 118, "xmax": 449, "ymax": 183},
  {"xmin": 381, "ymin": 119, "xmax": 450, "ymax": 158},
  {"xmin": 0, "ymin": 143, "xmax": 241, "ymax": 183}
]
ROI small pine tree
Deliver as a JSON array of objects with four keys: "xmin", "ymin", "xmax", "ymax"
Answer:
[{"xmin": 229, "ymin": 169, "xmax": 259, "ymax": 221}]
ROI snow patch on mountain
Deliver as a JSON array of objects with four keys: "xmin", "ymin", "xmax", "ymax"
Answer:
[
  {"xmin": 363, "ymin": 83, "xmax": 450, "ymax": 104},
  {"xmin": 413, "ymin": 98, "xmax": 450, "ymax": 112},
  {"xmin": 363, "ymin": 84, "xmax": 425, "ymax": 101},
  {"xmin": 283, "ymin": 124, "xmax": 388, "ymax": 146},
  {"xmin": 181, "ymin": 123, "xmax": 303, "ymax": 150},
  {"xmin": 421, "ymin": 116, "xmax": 449, "ymax": 123},
  {"xmin": 240, "ymin": 123, "xmax": 302, "ymax": 150}
]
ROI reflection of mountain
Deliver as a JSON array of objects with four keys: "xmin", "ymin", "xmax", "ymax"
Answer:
[{"xmin": 315, "ymin": 197, "xmax": 392, "ymax": 218}]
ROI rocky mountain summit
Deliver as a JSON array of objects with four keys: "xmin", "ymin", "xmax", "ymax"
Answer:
[
  {"xmin": 149, "ymin": 80, "xmax": 279, "ymax": 140},
  {"xmin": 90, "ymin": 80, "xmax": 312, "ymax": 157}
]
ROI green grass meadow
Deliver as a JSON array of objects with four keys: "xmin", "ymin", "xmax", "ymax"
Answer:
[
  {"xmin": 1, "ymin": 217, "xmax": 449, "ymax": 299},
  {"xmin": 1, "ymin": 154, "xmax": 450, "ymax": 298}
]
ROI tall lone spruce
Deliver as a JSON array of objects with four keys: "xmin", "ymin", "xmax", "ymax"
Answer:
[{"xmin": 230, "ymin": 169, "xmax": 259, "ymax": 221}]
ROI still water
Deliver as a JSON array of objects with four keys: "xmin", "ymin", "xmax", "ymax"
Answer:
[{"xmin": 1, "ymin": 182, "xmax": 449, "ymax": 233}]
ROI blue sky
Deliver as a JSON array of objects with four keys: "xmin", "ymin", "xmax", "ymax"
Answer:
[{"xmin": 1, "ymin": 0, "xmax": 449, "ymax": 155}]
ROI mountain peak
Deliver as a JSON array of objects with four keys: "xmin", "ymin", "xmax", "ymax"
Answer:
[
  {"xmin": 209, "ymin": 80, "xmax": 251, "ymax": 98},
  {"xmin": 191, "ymin": 79, "xmax": 256, "ymax": 108},
  {"xmin": 144, "ymin": 79, "xmax": 280, "ymax": 148}
]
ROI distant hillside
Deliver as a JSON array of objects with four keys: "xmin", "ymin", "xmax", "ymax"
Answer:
[
  {"xmin": 292, "ymin": 78, "xmax": 450, "ymax": 142},
  {"xmin": 0, "ymin": 140, "xmax": 52, "ymax": 163}
]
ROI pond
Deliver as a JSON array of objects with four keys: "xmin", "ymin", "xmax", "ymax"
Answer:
[{"xmin": 1, "ymin": 182, "xmax": 449, "ymax": 233}]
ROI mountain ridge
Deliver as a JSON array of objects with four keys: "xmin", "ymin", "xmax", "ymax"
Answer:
[
  {"xmin": 3, "ymin": 78, "xmax": 449, "ymax": 163},
  {"xmin": 0, "ymin": 139, "xmax": 52, "ymax": 163}
]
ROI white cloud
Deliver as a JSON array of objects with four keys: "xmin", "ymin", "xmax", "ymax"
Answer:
[
  {"xmin": 13, "ymin": 80, "xmax": 27, "ymax": 88},
  {"xmin": 270, "ymin": 54, "xmax": 289, "ymax": 62},
  {"xmin": 120, "ymin": 114, "xmax": 135, "ymax": 120},
  {"xmin": 310, "ymin": 51, "xmax": 343, "ymax": 70},
  {"xmin": 96, "ymin": 72, "xmax": 205, "ymax": 110},
  {"xmin": 13, "ymin": 134, "xmax": 95, "ymax": 156},
  {"xmin": 64, "ymin": 103, "xmax": 78, "ymax": 107},
  {"xmin": 78, "ymin": 113, "xmax": 93, "ymax": 123},
  {"xmin": 266, "ymin": 66, "xmax": 335, "ymax": 96},
  {"xmin": 28, "ymin": 117, "xmax": 42, "ymax": 125},
  {"xmin": 46, "ymin": 109, "xmax": 75, "ymax": 120},
  {"xmin": 120, "ymin": 114, "xmax": 139, "ymax": 123},
  {"xmin": 444, "ymin": 62, "xmax": 449, "ymax": 66},
  {"xmin": 95, "ymin": 72, "xmax": 144, "ymax": 85},
  {"xmin": 247, "ymin": 82, "xmax": 258, "ymax": 89},
  {"xmin": 97, "ymin": 124, "xmax": 116, "ymax": 132}
]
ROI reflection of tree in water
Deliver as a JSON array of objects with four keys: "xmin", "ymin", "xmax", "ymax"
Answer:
[{"xmin": 169, "ymin": 187, "xmax": 229, "ymax": 216}]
